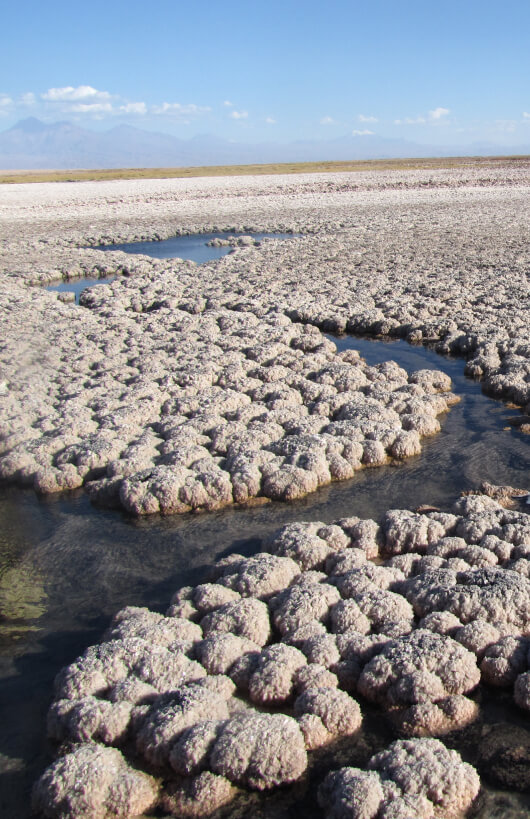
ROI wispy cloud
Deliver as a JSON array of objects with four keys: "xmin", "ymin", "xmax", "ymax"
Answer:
[
  {"xmin": 265, "ymin": 116, "xmax": 276, "ymax": 124},
  {"xmin": 27, "ymin": 85, "xmax": 211, "ymax": 121},
  {"xmin": 394, "ymin": 116, "xmax": 426, "ymax": 125},
  {"xmin": 152, "ymin": 102, "xmax": 210, "ymax": 117},
  {"xmin": 230, "ymin": 110, "xmax": 248, "ymax": 120},
  {"xmin": 223, "ymin": 100, "xmax": 234, "ymax": 107},
  {"xmin": 119, "ymin": 102, "xmax": 147, "ymax": 115},
  {"xmin": 352, "ymin": 129, "xmax": 374, "ymax": 136},
  {"xmin": 69, "ymin": 102, "xmax": 113, "ymax": 114},
  {"xmin": 429, "ymin": 106, "xmax": 450, "ymax": 120},
  {"xmin": 320, "ymin": 116, "xmax": 335, "ymax": 125},
  {"xmin": 523, "ymin": 112, "xmax": 530, "ymax": 119},
  {"xmin": 0, "ymin": 95, "xmax": 12, "ymax": 116},
  {"xmin": 395, "ymin": 107, "xmax": 450, "ymax": 126},
  {"xmin": 42, "ymin": 85, "xmax": 112, "ymax": 102},
  {"xmin": 359, "ymin": 114, "xmax": 378, "ymax": 123}
]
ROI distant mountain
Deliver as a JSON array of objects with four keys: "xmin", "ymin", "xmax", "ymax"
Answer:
[{"xmin": 0, "ymin": 118, "xmax": 528, "ymax": 169}]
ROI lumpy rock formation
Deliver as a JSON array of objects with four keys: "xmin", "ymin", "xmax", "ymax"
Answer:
[{"xmin": 33, "ymin": 487, "xmax": 530, "ymax": 817}]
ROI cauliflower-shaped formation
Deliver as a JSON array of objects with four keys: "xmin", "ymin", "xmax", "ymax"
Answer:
[
  {"xmin": 217, "ymin": 552, "xmax": 300, "ymax": 598},
  {"xmin": 294, "ymin": 686, "xmax": 362, "ymax": 738},
  {"xmin": 209, "ymin": 712, "xmax": 307, "ymax": 789},
  {"xmin": 397, "ymin": 695, "xmax": 479, "ymax": 737},
  {"xmin": 136, "ymin": 684, "xmax": 230, "ymax": 767},
  {"xmin": 270, "ymin": 580, "xmax": 340, "ymax": 634},
  {"xmin": 104, "ymin": 606, "xmax": 203, "ymax": 647},
  {"xmin": 266, "ymin": 521, "xmax": 337, "ymax": 570},
  {"xmin": 370, "ymin": 738, "xmax": 480, "ymax": 815},
  {"xmin": 195, "ymin": 632, "xmax": 260, "ymax": 675},
  {"xmin": 318, "ymin": 738, "xmax": 479, "ymax": 819},
  {"xmin": 318, "ymin": 768, "xmax": 385, "ymax": 819},
  {"xmin": 32, "ymin": 744, "xmax": 159, "ymax": 819},
  {"xmin": 160, "ymin": 771, "xmax": 237, "ymax": 819},
  {"xmin": 358, "ymin": 630, "xmax": 480, "ymax": 708},
  {"xmin": 403, "ymin": 566, "xmax": 530, "ymax": 633},
  {"xmin": 191, "ymin": 583, "xmax": 241, "ymax": 614},
  {"xmin": 47, "ymin": 696, "xmax": 133, "ymax": 744},
  {"xmin": 200, "ymin": 597, "xmax": 271, "ymax": 645},
  {"xmin": 248, "ymin": 644, "xmax": 307, "ymax": 704},
  {"xmin": 340, "ymin": 584, "xmax": 414, "ymax": 635},
  {"xmin": 381, "ymin": 510, "xmax": 446, "ymax": 555},
  {"xmin": 480, "ymin": 636, "xmax": 530, "ymax": 686},
  {"xmin": 169, "ymin": 719, "xmax": 223, "ymax": 776},
  {"xmin": 160, "ymin": 771, "xmax": 235, "ymax": 818},
  {"xmin": 54, "ymin": 637, "xmax": 205, "ymax": 701},
  {"xmin": 454, "ymin": 619, "xmax": 501, "ymax": 659}
]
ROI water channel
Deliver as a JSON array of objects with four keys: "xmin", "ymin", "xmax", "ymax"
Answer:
[{"xmin": 6, "ymin": 235, "xmax": 530, "ymax": 817}]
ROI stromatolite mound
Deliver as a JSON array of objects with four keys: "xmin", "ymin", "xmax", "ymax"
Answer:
[
  {"xmin": 209, "ymin": 712, "xmax": 308, "ymax": 789},
  {"xmin": 357, "ymin": 630, "xmax": 480, "ymax": 735},
  {"xmin": 34, "ymin": 489, "xmax": 530, "ymax": 814},
  {"xmin": 318, "ymin": 738, "xmax": 480, "ymax": 818},
  {"xmin": 32, "ymin": 744, "xmax": 159, "ymax": 819},
  {"xmin": 135, "ymin": 684, "xmax": 231, "ymax": 767},
  {"xmin": 160, "ymin": 772, "xmax": 236, "ymax": 818}
]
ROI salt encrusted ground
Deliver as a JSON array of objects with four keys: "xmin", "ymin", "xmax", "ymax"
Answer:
[
  {"xmin": 1, "ymin": 166, "xmax": 529, "ymax": 515},
  {"xmin": 1, "ymin": 165, "xmax": 529, "ymax": 817}
]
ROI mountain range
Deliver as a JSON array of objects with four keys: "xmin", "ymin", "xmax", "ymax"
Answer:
[{"xmin": 1, "ymin": 117, "xmax": 529, "ymax": 169}]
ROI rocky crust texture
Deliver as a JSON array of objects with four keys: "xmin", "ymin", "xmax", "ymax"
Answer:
[
  {"xmin": 32, "ymin": 488, "xmax": 530, "ymax": 817},
  {"xmin": 1, "ymin": 166, "xmax": 530, "ymax": 516}
]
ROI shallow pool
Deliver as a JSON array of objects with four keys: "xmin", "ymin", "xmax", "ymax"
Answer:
[{"xmin": 46, "ymin": 232, "xmax": 297, "ymax": 303}]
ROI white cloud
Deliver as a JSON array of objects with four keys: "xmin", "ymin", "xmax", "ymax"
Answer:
[
  {"xmin": 523, "ymin": 112, "xmax": 530, "ymax": 119},
  {"xmin": 119, "ymin": 102, "xmax": 147, "ymax": 115},
  {"xmin": 265, "ymin": 116, "xmax": 276, "ymax": 124},
  {"xmin": 223, "ymin": 100, "xmax": 234, "ymax": 107},
  {"xmin": 230, "ymin": 110, "xmax": 248, "ymax": 119},
  {"xmin": 0, "ymin": 95, "xmax": 12, "ymax": 115},
  {"xmin": 152, "ymin": 102, "xmax": 211, "ymax": 117},
  {"xmin": 352, "ymin": 129, "xmax": 374, "ymax": 136},
  {"xmin": 394, "ymin": 116, "xmax": 426, "ymax": 125},
  {"xmin": 69, "ymin": 102, "xmax": 113, "ymax": 113},
  {"xmin": 42, "ymin": 85, "xmax": 112, "ymax": 102},
  {"xmin": 320, "ymin": 116, "xmax": 335, "ymax": 125},
  {"xmin": 359, "ymin": 114, "xmax": 378, "ymax": 123},
  {"xmin": 395, "ymin": 107, "xmax": 450, "ymax": 126},
  {"xmin": 429, "ymin": 107, "xmax": 450, "ymax": 120},
  {"xmin": 21, "ymin": 92, "xmax": 35, "ymax": 106}
]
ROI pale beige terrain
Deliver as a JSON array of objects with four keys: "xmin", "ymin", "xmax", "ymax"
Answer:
[{"xmin": 1, "ymin": 166, "xmax": 529, "ymax": 817}]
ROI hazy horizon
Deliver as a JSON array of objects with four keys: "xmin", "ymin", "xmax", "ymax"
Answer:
[{"xmin": 1, "ymin": 0, "xmax": 529, "ymax": 153}]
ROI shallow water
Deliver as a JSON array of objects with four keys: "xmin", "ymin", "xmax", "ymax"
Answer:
[
  {"xmin": 102, "ymin": 231, "xmax": 297, "ymax": 263},
  {"xmin": 46, "ymin": 232, "xmax": 297, "ymax": 303},
  {"xmin": 0, "ymin": 336, "xmax": 529, "ymax": 817}
]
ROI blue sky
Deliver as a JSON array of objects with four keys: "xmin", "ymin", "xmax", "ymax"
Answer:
[{"xmin": 1, "ymin": 0, "xmax": 529, "ymax": 147}]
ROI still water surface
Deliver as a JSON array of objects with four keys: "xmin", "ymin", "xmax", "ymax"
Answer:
[
  {"xmin": 46, "ymin": 232, "xmax": 296, "ymax": 302},
  {"xmin": 1, "ymin": 337, "xmax": 529, "ymax": 816}
]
